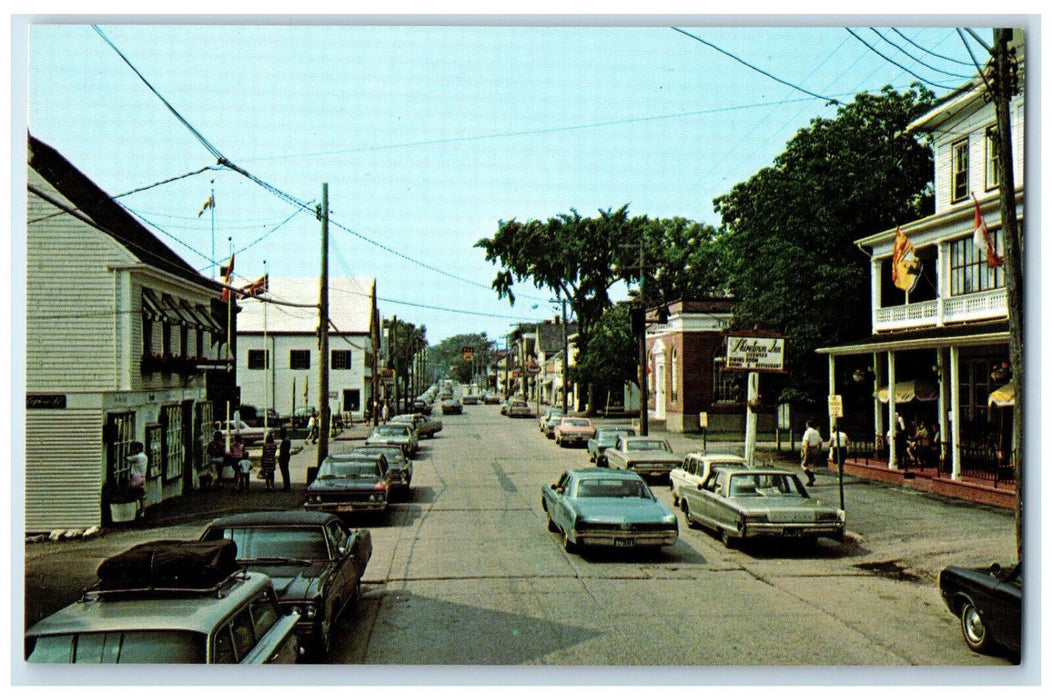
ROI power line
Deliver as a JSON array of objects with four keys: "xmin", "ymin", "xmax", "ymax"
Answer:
[
  {"xmin": 846, "ymin": 28, "xmax": 959, "ymax": 91},
  {"xmin": 869, "ymin": 28, "xmax": 973, "ymax": 80},
  {"xmin": 892, "ymin": 28, "xmax": 975, "ymax": 67}
]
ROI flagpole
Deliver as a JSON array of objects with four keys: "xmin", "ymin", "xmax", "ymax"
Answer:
[
  {"xmin": 225, "ymin": 236, "xmax": 233, "ymax": 451},
  {"xmin": 210, "ymin": 182, "xmax": 215, "ymax": 278},
  {"xmin": 263, "ymin": 260, "xmax": 269, "ymax": 433}
]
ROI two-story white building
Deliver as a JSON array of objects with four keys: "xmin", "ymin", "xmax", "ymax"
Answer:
[
  {"xmin": 235, "ymin": 277, "xmax": 377, "ymax": 423},
  {"xmin": 26, "ymin": 135, "xmax": 228, "ymax": 532},
  {"xmin": 817, "ymin": 33, "xmax": 1024, "ymax": 507}
]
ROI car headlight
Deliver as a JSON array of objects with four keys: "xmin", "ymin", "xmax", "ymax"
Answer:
[{"xmin": 292, "ymin": 602, "xmax": 320, "ymax": 619}]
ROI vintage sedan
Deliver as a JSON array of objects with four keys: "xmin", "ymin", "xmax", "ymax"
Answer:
[
  {"xmin": 586, "ymin": 426, "xmax": 636, "ymax": 466},
  {"xmin": 939, "ymin": 561, "xmax": 1021, "ymax": 657},
  {"xmin": 482, "ymin": 392, "xmax": 502, "ymax": 405},
  {"xmin": 441, "ymin": 397, "xmax": 463, "ymax": 414},
  {"xmin": 539, "ymin": 407, "xmax": 564, "ymax": 432},
  {"xmin": 200, "ymin": 511, "xmax": 372, "ymax": 659},
  {"xmin": 213, "ymin": 419, "xmax": 272, "ymax": 447},
  {"xmin": 541, "ymin": 468, "xmax": 678, "ymax": 553},
  {"xmin": 349, "ymin": 444, "xmax": 413, "ymax": 492},
  {"xmin": 389, "ymin": 412, "xmax": 442, "ymax": 439},
  {"xmin": 366, "ymin": 423, "xmax": 418, "ymax": 457},
  {"xmin": 507, "ymin": 399, "xmax": 533, "ymax": 418},
  {"xmin": 603, "ymin": 436, "xmax": 680, "ymax": 481},
  {"xmin": 670, "ymin": 452, "xmax": 751, "ymax": 507},
  {"xmin": 25, "ymin": 539, "xmax": 300, "ymax": 664},
  {"xmin": 553, "ymin": 417, "xmax": 596, "ymax": 447},
  {"xmin": 680, "ymin": 467, "xmax": 845, "ymax": 548},
  {"xmin": 304, "ymin": 453, "xmax": 392, "ymax": 514}
]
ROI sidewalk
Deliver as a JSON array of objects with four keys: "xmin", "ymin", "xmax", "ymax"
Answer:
[{"xmin": 137, "ymin": 423, "xmax": 374, "ymax": 529}]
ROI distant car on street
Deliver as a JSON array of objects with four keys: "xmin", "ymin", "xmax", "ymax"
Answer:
[
  {"xmin": 482, "ymin": 392, "xmax": 502, "ymax": 405},
  {"xmin": 366, "ymin": 423, "xmax": 418, "ymax": 457},
  {"xmin": 603, "ymin": 435, "xmax": 680, "ymax": 481},
  {"xmin": 213, "ymin": 419, "xmax": 272, "ymax": 447},
  {"xmin": 553, "ymin": 417, "xmax": 596, "ymax": 447},
  {"xmin": 441, "ymin": 398, "xmax": 463, "ymax": 415},
  {"xmin": 25, "ymin": 539, "xmax": 300, "ymax": 664},
  {"xmin": 462, "ymin": 393, "xmax": 480, "ymax": 405},
  {"xmin": 670, "ymin": 452, "xmax": 751, "ymax": 507},
  {"xmin": 199, "ymin": 510, "xmax": 372, "ymax": 659},
  {"xmin": 389, "ymin": 412, "xmax": 442, "ymax": 439},
  {"xmin": 506, "ymin": 399, "xmax": 533, "ymax": 418},
  {"xmin": 541, "ymin": 468, "xmax": 678, "ymax": 553},
  {"xmin": 538, "ymin": 407, "xmax": 564, "ymax": 432},
  {"xmin": 587, "ymin": 426, "xmax": 636, "ymax": 466},
  {"xmin": 679, "ymin": 466, "xmax": 845, "ymax": 548},
  {"xmin": 939, "ymin": 561, "xmax": 1021, "ymax": 657},
  {"xmin": 349, "ymin": 444, "xmax": 413, "ymax": 493}
]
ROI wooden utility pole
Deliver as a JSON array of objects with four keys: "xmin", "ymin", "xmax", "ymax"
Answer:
[
  {"xmin": 991, "ymin": 28, "xmax": 1024, "ymax": 560},
  {"xmin": 317, "ymin": 183, "xmax": 330, "ymax": 470},
  {"xmin": 561, "ymin": 298, "xmax": 569, "ymax": 415}
]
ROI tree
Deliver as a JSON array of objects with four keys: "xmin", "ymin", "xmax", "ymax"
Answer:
[
  {"xmin": 427, "ymin": 333, "xmax": 496, "ymax": 386},
  {"xmin": 713, "ymin": 85, "xmax": 936, "ymax": 408},
  {"xmin": 570, "ymin": 303, "xmax": 637, "ymax": 405}
]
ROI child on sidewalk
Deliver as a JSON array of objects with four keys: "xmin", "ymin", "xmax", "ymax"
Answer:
[{"xmin": 237, "ymin": 448, "xmax": 252, "ymax": 492}]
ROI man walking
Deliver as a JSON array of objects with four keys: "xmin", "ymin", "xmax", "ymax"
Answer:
[{"xmin": 800, "ymin": 418, "xmax": 822, "ymax": 486}]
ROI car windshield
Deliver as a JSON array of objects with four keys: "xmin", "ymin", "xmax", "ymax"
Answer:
[
  {"xmin": 374, "ymin": 427, "xmax": 408, "ymax": 437},
  {"xmin": 576, "ymin": 478, "xmax": 651, "ymax": 499},
  {"xmin": 352, "ymin": 448, "xmax": 402, "ymax": 462},
  {"xmin": 728, "ymin": 473, "xmax": 806, "ymax": 498},
  {"xmin": 631, "ymin": 440, "xmax": 670, "ymax": 451},
  {"xmin": 29, "ymin": 630, "xmax": 206, "ymax": 663},
  {"xmin": 711, "ymin": 461, "xmax": 746, "ymax": 470},
  {"xmin": 564, "ymin": 419, "xmax": 590, "ymax": 427},
  {"xmin": 213, "ymin": 526, "xmax": 330, "ymax": 560},
  {"xmin": 321, "ymin": 459, "xmax": 383, "ymax": 479}
]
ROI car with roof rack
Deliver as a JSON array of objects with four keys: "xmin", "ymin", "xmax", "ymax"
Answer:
[{"xmin": 25, "ymin": 539, "xmax": 300, "ymax": 664}]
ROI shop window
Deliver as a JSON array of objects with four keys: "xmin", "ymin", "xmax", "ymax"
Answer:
[
  {"xmin": 949, "ymin": 233, "xmax": 1004, "ymax": 296},
  {"xmin": 106, "ymin": 411, "xmax": 136, "ymax": 486},
  {"xmin": 290, "ymin": 349, "xmax": 311, "ymax": 370},
  {"xmin": 951, "ymin": 138, "xmax": 969, "ymax": 203},
  {"xmin": 162, "ymin": 404, "xmax": 183, "ymax": 482},
  {"xmin": 331, "ymin": 349, "xmax": 352, "ymax": 370},
  {"xmin": 247, "ymin": 349, "xmax": 269, "ymax": 370}
]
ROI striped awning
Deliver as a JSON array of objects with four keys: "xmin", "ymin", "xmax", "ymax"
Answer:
[{"xmin": 876, "ymin": 380, "xmax": 939, "ymax": 403}]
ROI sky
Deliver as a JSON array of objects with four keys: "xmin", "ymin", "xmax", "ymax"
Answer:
[{"xmin": 17, "ymin": 16, "xmax": 1005, "ymax": 345}]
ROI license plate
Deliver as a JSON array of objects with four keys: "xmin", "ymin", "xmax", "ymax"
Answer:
[
  {"xmin": 614, "ymin": 538, "xmax": 634, "ymax": 547},
  {"xmin": 337, "ymin": 504, "xmax": 362, "ymax": 512},
  {"xmin": 783, "ymin": 527, "xmax": 804, "ymax": 537},
  {"xmin": 650, "ymin": 471, "xmax": 663, "ymax": 478}
]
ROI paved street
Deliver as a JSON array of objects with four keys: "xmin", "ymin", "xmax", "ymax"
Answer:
[{"xmin": 23, "ymin": 403, "xmax": 1020, "ymax": 678}]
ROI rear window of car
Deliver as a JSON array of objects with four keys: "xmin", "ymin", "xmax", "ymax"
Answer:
[
  {"xmin": 212, "ymin": 527, "xmax": 329, "ymax": 561},
  {"xmin": 29, "ymin": 630, "xmax": 206, "ymax": 663}
]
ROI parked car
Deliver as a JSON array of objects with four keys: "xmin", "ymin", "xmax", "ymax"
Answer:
[
  {"xmin": 500, "ymin": 398, "xmax": 511, "ymax": 415},
  {"xmin": 366, "ymin": 423, "xmax": 418, "ymax": 457},
  {"xmin": 541, "ymin": 468, "xmax": 678, "ymax": 553},
  {"xmin": 507, "ymin": 399, "xmax": 533, "ymax": 418},
  {"xmin": 553, "ymin": 417, "xmax": 596, "ymax": 447},
  {"xmin": 213, "ymin": 419, "xmax": 272, "ymax": 447},
  {"xmin": 539, "ymin": 407, "xmax": 564, "ymax": 432},
  {"xmin": 239, "ymin": 405, "xmax": 281, "ymax": 428},
  {"xmin": 587, "ymin": 426, "xmax": 636, "ymax": 466},
  {"xmin": 25, "ymin": 539, "xmax": 300, "ymax": 664},
  {"xmin": 389, "ymin": 412, "xmax": 443, "ymax": 439},
  {"xmin": 292, "ymin": 406, "xmax": 318, "ymax": 429},
  {"xmin": 441, "ymin": 398, "xmax": 463, "ymax": 415},
  {"xmin": 679, "ymin": 467, "xmax": 846, "ymax": 548},
  {"xmin": 482, "ymin": 392, "xmax": 502, "ymax": 405},
  {"xmin": 199, "ymin": 511, "xmax": 372, "ymax": 659},
  {"xmin": 304, "ymin": 453, "xmax": 392, "ymax": 514},
  {"xmin": 670, "ymin": 453, "xmax": 751, "ymax": 507},
  {"xmin": 603, "ymin": 436, "xmax": 680, "ymax": 481},
  {"xmin": 542, "ymin": 412, "xmax": 566, "ymax": 439},
  {"xmin": 410, "ymin": 399, "xmax": 432, "ymax": 416},
  {"xmin": 939, "ymin": 561, "xmax": 1021, "ymax": 657},
  {"xmin": 462, "ymin": 393, "xmax": 480, "ymax": 405},
  {"xmin": 349, "ymin": 445, "xmax": 413, "ymax": 493}
]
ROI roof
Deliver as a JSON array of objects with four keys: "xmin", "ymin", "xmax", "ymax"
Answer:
[
  {"xmin": 816, "ymin": 320, "xmax": 1009, "ymax": 355},
  {"xmin": 237, "ymin": 276, "xmax": 375, "ymax": 334},
  {"xmin": 27, "ymin": 134, "xmax": 221, "ymax": 294},
  {"xmin": 204, "ymin": 510, "xmax": 337, "ymax": 527},
  {"xmin": 568, "ymin": 468, "xmax": 642, "ymax": 480}
]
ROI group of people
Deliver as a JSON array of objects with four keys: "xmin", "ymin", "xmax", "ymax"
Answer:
[
  {"xmin": 799, "ymin": 418, "xmax": 851, "ymax": 487},
  {"xmin": 205, "ymin": 428, "xmax": 293, "ymax": 492}
]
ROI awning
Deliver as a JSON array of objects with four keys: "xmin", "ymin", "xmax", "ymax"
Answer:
[
  {"xmin": 163, "ymin": 293, "xmax": 199, "ymax": 327},
  {"xmin": 140, "ymin": 288, "xmax": 166, "ymax": 322},
  {"xmin": 877, "ymin": 380, "xmax": 939, "ymax": 403},
  {"xmin": 988, "ymin": 383, "xmax": 1015, "ymax": 407}
]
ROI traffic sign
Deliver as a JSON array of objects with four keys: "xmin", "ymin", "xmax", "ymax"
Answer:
[{"xmin": 828, "ymin": 394, "xmax": 844, "ymax": 418}]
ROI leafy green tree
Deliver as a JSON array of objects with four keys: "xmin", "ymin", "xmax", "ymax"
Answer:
[
  {"xmin": 427, "ymin": 333, "xmax": 496, "ymax": 386},
  {"xmin": 713, "ymin": 85, "xmax": 936, "ymax": 409},
  {"xmin": 570, "ymin": 303, "xmax": 637, "ymax": 403}
]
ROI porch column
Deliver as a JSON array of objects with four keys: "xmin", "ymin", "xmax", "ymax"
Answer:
[
  {"xmin": 950, "ymin": 345, "xmax": 962, "ymax": 480},
  {"xmin": 872, "ymin": 352, "xmax": 884, "ymax": 446},
  {"xmin": 888, "ymin": 350, "xmax": 898, "ymax": 470},
  {"xmin": 937, "ymin": 347, "xmax": 949, "ymax": 468},
  {"xmin": 827, "ymin": 354, "xmax": 836, "ymax": 438}
]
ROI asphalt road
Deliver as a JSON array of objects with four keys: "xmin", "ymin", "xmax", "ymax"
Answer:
[{"xmin": 21, "ymin": 402, "xmax": 1023, "ymax": 683}]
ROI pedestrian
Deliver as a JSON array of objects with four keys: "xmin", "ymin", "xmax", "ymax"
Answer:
[
  {"xmin": 259, "ymin": 433, "xmax": 277, "ymax": 490},
  {"xmin": 278, "ymin": 427, "xmax": 292, "ymax": 491},
  {"xmin": 827, "ymin": 426, "xmax": 850, "ymax": 472},
  {"xmin": 381, "ymin": 400, "xmax": 390, "ymax": 423},
  {"xmin": 800, "ymin": 418, "xmax": 822, "ymax": 486},
  {"xmin": 228, "ymin": 437, "xmax": 244, "ymax": 488},
  {"xmin": 126, "ymin": 441, "xmax": 148, "ymax": 517},
  {"xmin": 206, "ymin": 431, "xmax": 226, "ymax": 488},
  {"xmin": 237, "ymin": 447, "xmax": 252, "ymax": 492},
  {"xmin": 306, "ymin": 411, "xmax": 318, "ymax": 444}
]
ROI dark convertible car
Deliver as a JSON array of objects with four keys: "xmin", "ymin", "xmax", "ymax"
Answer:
[
  {"xmin": 200, "ymin": 510, "xmax": 372, "ymax": 659},
  {"xmin": 939, "ymin": 561, "xmax": 1021, "ymax": 658}
]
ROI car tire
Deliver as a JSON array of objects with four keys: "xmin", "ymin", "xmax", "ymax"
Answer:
[
  {"xmin": 562, "ymin": 531, "xmax": 577, "ymax": 553},
  {"xmin": 960, "ymin": 601, "xmax": 993, "ymax": 653},
  {"xmin": 720, "ymin": 529, "xmax": 738, "ymax": 549},
  {"xmin": 672, "ymin": 489, "xmax": 680, "ymax": 507},
  {"xmin": 547, "ymin": 513, "xmax": 559, "ymax": 533}
]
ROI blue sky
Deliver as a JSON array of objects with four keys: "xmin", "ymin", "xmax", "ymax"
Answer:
[{"xmin": 20, "ymin": 19, "xmax": 997, "ymax": 343}]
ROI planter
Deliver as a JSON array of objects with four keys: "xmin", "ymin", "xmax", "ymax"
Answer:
[{"xmin": 109, "ymin": 501, "xmax": 138, "ymax": 523}]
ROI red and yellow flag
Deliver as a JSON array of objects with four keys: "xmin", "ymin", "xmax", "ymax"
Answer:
[
  {"xmin": 891, "ymin": 227, "xmax": 921, "ymax": 292},
  {"xmin": 220, "ymin": 253, "xmax": 235, "ymax": 302},
  {"xmin": 972, "ymin": 195, "xmax": 1004, "ymax": 268}
]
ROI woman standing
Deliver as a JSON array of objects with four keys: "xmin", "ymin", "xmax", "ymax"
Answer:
[{"xmin": 259, "ymin": 433, "xmax": 277, "ymax": 491}]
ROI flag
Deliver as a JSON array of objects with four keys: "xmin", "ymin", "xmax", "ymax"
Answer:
[
  {"xmin": 220, "ymin": 253, "xmax": 235, "ymax": 302},
  {"xmin": 197, "ymin": 194, "xmax": 215, "ymax": 217},
  {"xmin": 891, "ymin": 227, "xmax": 922, "ymax": 292},
  {"xmin": 972, "ymin": 195, "xmax": 1004, "ymax": 268},
  {"xmin": 304, "ymin": 376, "xmax": 309, "ymax": 401},
  {"xmin": 240, "ymin": 274, "xmax": 269, "ymax": 298}
]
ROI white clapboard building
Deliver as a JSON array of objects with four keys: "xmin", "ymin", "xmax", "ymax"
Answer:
[
  {"xmin": 235, "ymin": 277, "xmax": 377, "ymax": 423},
  {"xmin": 26, "ymin": 135, "xmax": 228, "ymax": 532}
]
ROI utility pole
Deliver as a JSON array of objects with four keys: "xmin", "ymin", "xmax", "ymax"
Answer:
[
  {"xmin": 561, "ymin": 298, "xmax": 569, "ymax": 415},
  {"xmin": 991, "ymin": 28, "xmax": 1024, "ymax": 560},
  {"xmin": 316, "ymin": 183, "xmax": 330, "ymax": 472},
  {"xmin": 636, "ymin": 239, "xmax": 649, "ymax": 436},
  {"xmin": 391, "ymin": 315, "xmax": 399, "ymax": 414}
]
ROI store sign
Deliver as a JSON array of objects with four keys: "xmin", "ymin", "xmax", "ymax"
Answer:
[
  {"xmin": 724, "ymin": 335, "xmax": 785, "ymax": 372},
  {"xmin": 462, "ymin": 347, "xmax": 475, "ymax": 361},
  {"xmin": 26, "ymin": 394, "xmax": 66, "ymax": 409}
]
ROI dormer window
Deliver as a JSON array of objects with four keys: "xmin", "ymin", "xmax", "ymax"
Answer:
[
  {"xmin": 951, "ymin": 139, "xmax": 969, "ymax": 203},
  {"xmin": 984, "ymin": 126, "xmax": 1001, "ymax": 191}
]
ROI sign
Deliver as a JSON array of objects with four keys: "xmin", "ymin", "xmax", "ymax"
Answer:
[
  {"xmin": 698, "ymin": 412, "xmax": 708, "ymax": 429},
  {"xmin": 724, "ymin": 335, "xmax": 786, "ymax": 372},
  {"xmin": 828, "ymin": 394, "xmax": 844, "ymax": 418},
  {"xmin": 27, "ymin": 394, "xmax": 66, "ymax": 410},
  {"xmin": 461, "ymin": 347, "xmax": 475, "ymax": 361}
]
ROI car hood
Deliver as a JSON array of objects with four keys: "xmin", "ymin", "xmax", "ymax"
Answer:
[
  {"xmin": 242, "ymin": 561, "xmax": 330, "ymax": 600},
  {"xmin": 308, "ymin": 477, "xmax": 385, "ymax": 493},
  {"xmin": 572, "ymin": 498, "xmax": 674, "ymax": 522},
  {"xmin": 734, "ymin": 496, "xmax": 841, "ymax": 520},
  {"xmin": 621, "ymin": 452, "xmax": 679, "ymax": 463},
  {"xmin": 366, "ymin": 436, "xmax": 409, "ymax": 445}
]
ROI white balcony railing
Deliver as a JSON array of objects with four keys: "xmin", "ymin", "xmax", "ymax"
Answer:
[{"xmin": 874, "ymin": 288, "xmax": 1007, "ymax": 332}]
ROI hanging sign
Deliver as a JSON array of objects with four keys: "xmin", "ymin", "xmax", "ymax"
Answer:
[{"xmin": 724, "ymin": 334, "xmax": 786, "ymax": 372}]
